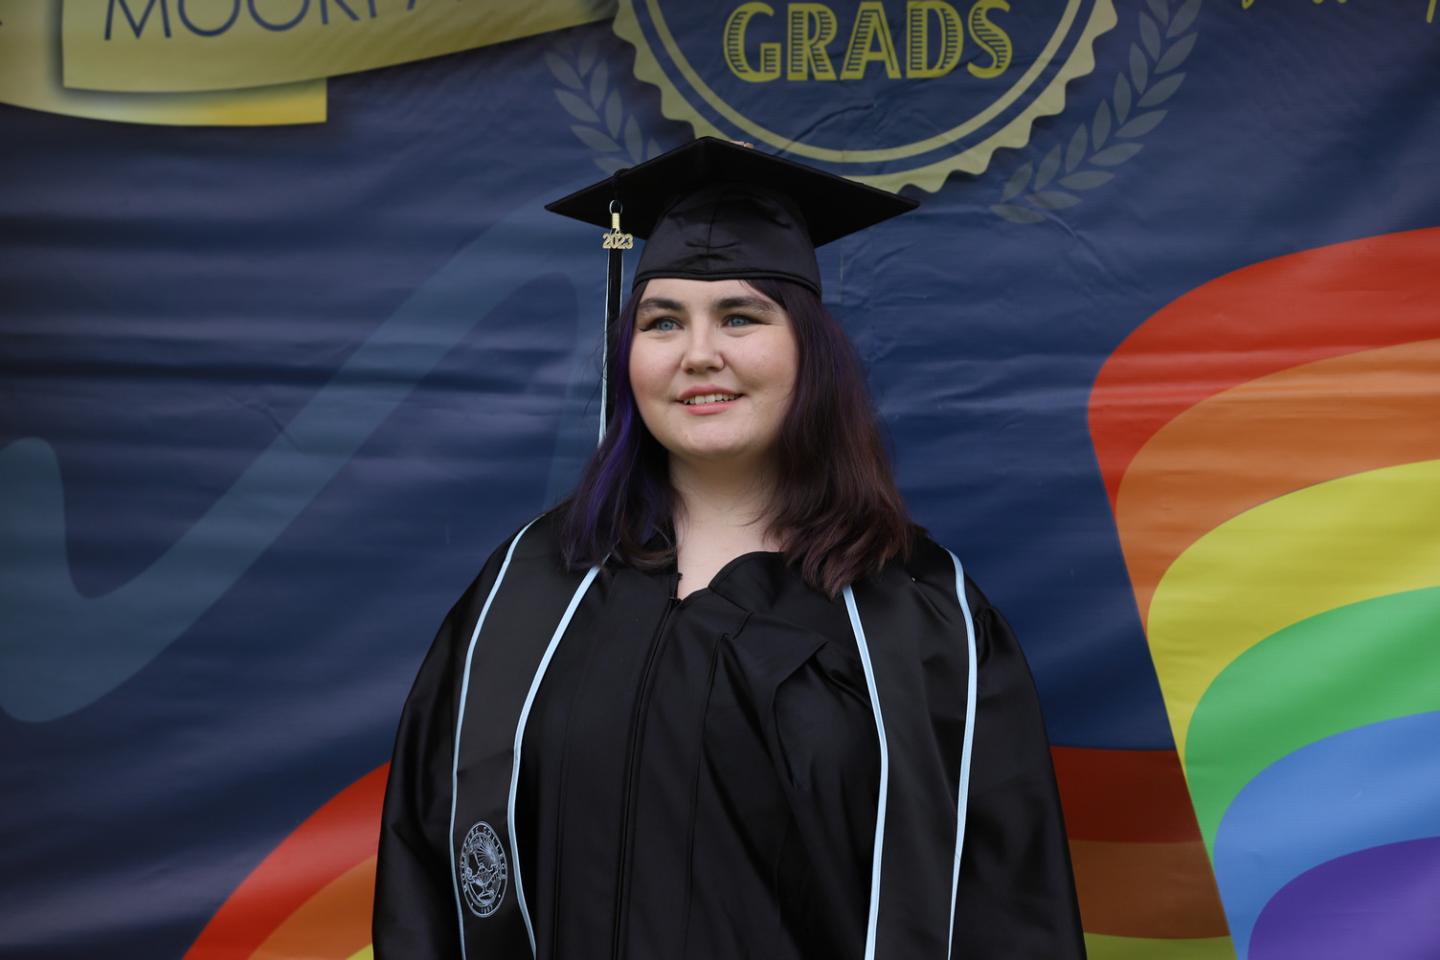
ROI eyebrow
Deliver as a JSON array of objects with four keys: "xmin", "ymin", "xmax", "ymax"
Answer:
[
  {"xmin": 637, "ymin": 295, "xmax": 779, "ymax": 315},
  {"xmin": 637, "ymin": 297, "xmax": 684, "ymax": 314}
]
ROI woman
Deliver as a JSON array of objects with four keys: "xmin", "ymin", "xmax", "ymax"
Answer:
[{"xmin": 374, "ymin": 139, "xmax": 1084, "ymax": 959}]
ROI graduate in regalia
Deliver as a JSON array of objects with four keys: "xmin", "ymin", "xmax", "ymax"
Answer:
[{"xmin": 374, "ymin": 139, "xmax": 1085, "ymax": 960}]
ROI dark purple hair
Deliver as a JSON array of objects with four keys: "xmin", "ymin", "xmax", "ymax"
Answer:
[{"xmin": 559, "ymin": 276, "xmax": 915, "ymax": 596}]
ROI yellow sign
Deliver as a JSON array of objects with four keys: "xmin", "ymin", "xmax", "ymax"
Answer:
[
  {"xmin": 1241, "ymin": 0, "xmax": 1437, "ymax": 22},
  {"xmin": 0, "ymin": 0, "xmax": 323, "ymax": 124},
  {"xmin": 61, "ymin": 0, "xmax": 615, "ymax": 94}
]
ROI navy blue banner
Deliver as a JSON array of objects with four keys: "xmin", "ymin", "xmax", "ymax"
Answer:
[{"xmin": 3, "ymin": 2, "xmax": 1439, "ymax": 957}]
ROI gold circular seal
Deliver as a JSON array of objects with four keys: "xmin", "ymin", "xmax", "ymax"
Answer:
[{"xmin": 613, "ymin": 0, "xmax": 1118, "ymax": 191}]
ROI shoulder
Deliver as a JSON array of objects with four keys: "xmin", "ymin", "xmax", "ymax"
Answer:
[
  {"xmin": 891, "ymin": 534, "xmax": 998, "ymax": 621},
  {"xmin": 452, "ymin": 509, "xmax": 571, "ymax": 612},
  {"xmin": 495, "ymin": 508, "xmax": 568, "ymax": 568},
  {"xmin": 862, "ymin": 533, "xmax": 1018, "ymax": 670}
]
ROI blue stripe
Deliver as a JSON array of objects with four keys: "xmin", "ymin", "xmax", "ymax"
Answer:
[
  {"xmin": 944, "ymin": 549, "xmax": 979, "ymax": 960},
  {"xmin": 507, "ymin": 563, "xmax": 602, "ymax": 955},
  {"xmin": 843, "ymin": 585, "xmax": 889, "ymax": 960},
  {"xmin": 449, "ymin": 518, "xmax": 537, "ymax": 960}
]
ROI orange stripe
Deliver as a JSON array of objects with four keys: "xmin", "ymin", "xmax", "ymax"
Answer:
[
  {"xmin": 1070, "ymin": 839, "xmax": 1230, "ymax": 939},
  {"xmin": 186, "ymin": 764, "xmax": 389, "ymax": 958},
  {"xmin": 1089, "ymin": 227, "xmax": 1440, "ymax": 507},
  {"xmin": 1052, "ymin": 747, "xmax": 1200, "ymax": 843},
  {"xmin": 1115, "ymin": 340, "xmax": 1440, "ymax": 621},
  {"xmin": 252, "ymin": 856, "xmax": 376, "ymax": 960},
  {"xmin": 1052, "ymin": 749, "xmax": 1229, "ymax": 940}
]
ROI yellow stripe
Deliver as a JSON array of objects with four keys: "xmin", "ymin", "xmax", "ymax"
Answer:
[
  {"xmin": 345, "ymin": 947, "xmax": 374, "ymax": 960},
  {"xmin": 1147, "ymin": 459, "xmax": 1440, "ymax": 756},
  {"xmin": 1085, "ymin": 933, "xmax": 1236, "ymax": 960}
]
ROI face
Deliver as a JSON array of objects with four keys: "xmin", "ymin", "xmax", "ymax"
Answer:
[{"xmin": 628, "ymin": 277, "xmax": 798, "ymax": 471}]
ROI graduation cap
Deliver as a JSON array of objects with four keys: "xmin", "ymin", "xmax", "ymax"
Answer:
[{"xmin": 544, "ymin": 137, "xmax": 918, "ymax": 439}]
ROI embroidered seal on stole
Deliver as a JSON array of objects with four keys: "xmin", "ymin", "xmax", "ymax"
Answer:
[{"xmin": 458, "ymin": 820, "xmax": 508, "ymax": 918}]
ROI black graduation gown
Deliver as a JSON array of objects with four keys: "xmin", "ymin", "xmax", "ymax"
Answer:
[{"xmin": 374, "ymin": 513, "xmax": 1084, "ymax": 959}]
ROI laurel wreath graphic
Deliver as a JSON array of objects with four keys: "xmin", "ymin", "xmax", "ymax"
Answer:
[
  {"xmin": 551, "ymin": 3, "xmax": 1200, "ymax": 217},
  {"xmin": 546, "ymin": 32, "xmax": 664, "ymax": 174},
  {"xmin": 992, "ymin": 0, "xmax": 1203, "ymax": 224}
]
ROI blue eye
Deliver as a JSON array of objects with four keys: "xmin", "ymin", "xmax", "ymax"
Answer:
[
  {"xmin": 649, "ymin": 317, "xmax": 679, "ymax": 332},
  {"xmin": 723, "ymin": 315, "xmax": 755, "ymax": 327}
]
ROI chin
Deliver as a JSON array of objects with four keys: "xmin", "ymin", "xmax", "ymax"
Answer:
[
  {"xmin": 671, "ymin": 433, "xmax": 767, "ymax": 464},
  {"xmin": 677, "ymin": 442, "xmax": 753, "ymax": 462}
]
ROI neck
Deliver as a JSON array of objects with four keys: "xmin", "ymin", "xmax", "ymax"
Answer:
[{"xmin": 669, "ymin": 454, "xmax": 781, "ymax": 549}]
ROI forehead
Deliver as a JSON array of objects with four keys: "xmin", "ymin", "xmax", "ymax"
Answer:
[{"xmin": 638, "ymin": 277, "xmax": 782, "ymax": 312}]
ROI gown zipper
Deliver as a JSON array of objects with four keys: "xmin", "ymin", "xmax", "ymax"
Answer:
[{"xmin": 610, "ymin": 587, "xmax": 679, "ymax": 960}]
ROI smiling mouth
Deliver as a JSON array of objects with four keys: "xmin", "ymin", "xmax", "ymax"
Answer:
[{"xmin": 681, "ymin": 393, "xmax": 741, "ymax": 406}]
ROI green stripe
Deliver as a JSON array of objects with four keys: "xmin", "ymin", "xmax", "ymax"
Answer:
[{"xmin": 1186, "ymin": 587, "xmax": 1440, "ymax": 854}]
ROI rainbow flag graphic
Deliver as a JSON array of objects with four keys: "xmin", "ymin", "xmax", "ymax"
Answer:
[{"xmin": 1088, "ymin": 227, "xmax": 1440, "ymax": 959}]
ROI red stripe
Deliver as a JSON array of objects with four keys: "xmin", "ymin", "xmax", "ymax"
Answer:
[
  {"xmin": 1052, "ymin": 746, "xmax": 1200, "ymax": 843},
  {"xmin": 1089, "ymin": 227, "xmax": 1440, "ymax": 506},
  {"xmin": 1052, "ymin": 747, "xmax": 1229, "ymax": 939},
  {"xmin": 186, "ymin": 764, "xmax": 389, "ymax": 959}
]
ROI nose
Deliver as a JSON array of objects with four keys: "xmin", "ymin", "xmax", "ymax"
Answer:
[{"xmin": 681, "ymin": 322, "xmax": 723, "ymax": 373}]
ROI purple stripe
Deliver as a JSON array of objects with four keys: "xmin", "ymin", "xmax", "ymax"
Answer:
[{"xmin": 1250, "ymin": 837, "xmax": 1440, "ymax": 960}]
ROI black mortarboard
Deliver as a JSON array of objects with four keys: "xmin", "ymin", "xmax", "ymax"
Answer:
[
  {"xmin": 546, "ymin": 137, "xmax": 917, "ymax": 296},
  {"xmin": 545, "ymin": 137, "xmax": 917, "ymax": 439}
]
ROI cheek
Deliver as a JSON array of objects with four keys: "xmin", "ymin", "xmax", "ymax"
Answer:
[
  {"xmin": 627, "ymin": 342, "xmax": 666, "ymax": 402},
  {"xmin": 759, "ymin": 335, "xmax": 799, "ymax": 405},
  {"xmin": 627, "ymin": 341, "xmax": 677, "ymax": 436}
]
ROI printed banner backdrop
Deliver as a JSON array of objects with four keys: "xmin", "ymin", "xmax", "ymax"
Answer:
[{"xmin": 2, "ymin": 1, "xmax": 1438, "ymax": 958}]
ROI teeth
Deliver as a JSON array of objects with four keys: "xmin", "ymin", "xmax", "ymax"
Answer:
[{"xmin": 683, "ymin": 393, "xmax": 740, "ymax": 405}]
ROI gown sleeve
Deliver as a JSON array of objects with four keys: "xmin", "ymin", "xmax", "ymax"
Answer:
[
  {"xmin": 950, "ymin": 588, "xmax": 1086, "ymax": 958},
  {"xmin": 755, "ymin": 571, "xmax": 1085, "ymax": 959},
  {"xmin": 372, "ymin": 548, "xmax": 506, "ymax": 959}
]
